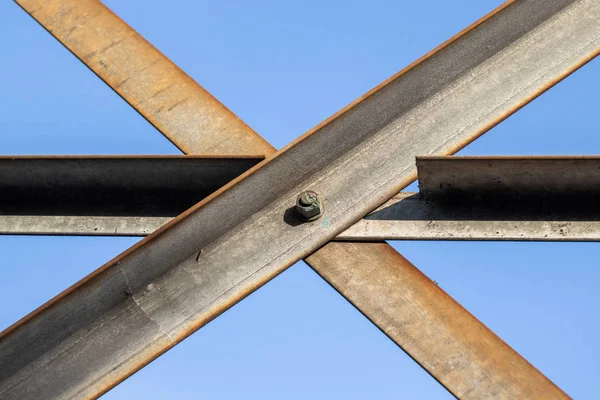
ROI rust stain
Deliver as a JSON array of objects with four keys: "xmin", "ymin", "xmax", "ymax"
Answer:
[
  {"xmin": 66, "ymin": 25, "xmax": 77, "ymax": 36},
  {"xmin": 167, "ymin": 98, "xmax": 189, "ymax": 112},
  {"xmin": 151, "ymin": 83, "xmax": 175, "ymax": 99},
  {"xmin": 114, "ymin": 76, "xmax": 131, "ymax": 89},
  {"xmin": 97, "ymin": 37, "xmax": 127, "ymax": 56}
]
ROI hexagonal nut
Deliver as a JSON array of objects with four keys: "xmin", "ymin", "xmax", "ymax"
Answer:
[{"xmin": 295, "ymin": 191, "xmax": 323, "ymax": 221}]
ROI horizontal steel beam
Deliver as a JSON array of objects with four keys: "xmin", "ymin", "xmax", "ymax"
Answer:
[
  {"xmin": 341, "ymin": 155, "xmax": 600, "ymax": 241},
  {"xmin": 6, "ymin": 156, "xmax": 600, "ymax": 240},
  {"xmin": 2, "ymin": 0, "xmax": 598, "ymax": 398},
  {"xmin": 0, "ymin": 156, "xmax": 262, "ymax": 217},
  {"xmin": 13, "ymin": 189, "xmax": 600, "ymax": 240},
  {"xmin": 338, "ymin": 192, "xmax": 600, "ymax": 241},
  {"xmin": 0, "ymin": 215, "xmax": 170, "ymax": 236},
  {"xmin": 418, "ymin": 156, "xmax": 600, "ymax": 201}
]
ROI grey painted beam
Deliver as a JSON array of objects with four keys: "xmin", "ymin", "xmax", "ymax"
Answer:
[{"xmin": 1, "ymin": 1, "xmax": 598, "ymax": 398}]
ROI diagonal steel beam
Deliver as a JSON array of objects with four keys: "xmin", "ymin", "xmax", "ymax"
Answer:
[
  {"xmin": 4, "ymin": 0, "xmax": 599, "ymax": 398},
  {"xmin": 306, "ymin": 242, "xmax": 567, "ymax": 399},
  {"xmin": 13, "ymin": 0, "xmax": 273, "ymax": 156}
]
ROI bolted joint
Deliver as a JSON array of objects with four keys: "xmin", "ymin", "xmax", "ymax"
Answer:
[{"xmin": 295, "ymin": 191, "xmax": 323, "ymax": 221}]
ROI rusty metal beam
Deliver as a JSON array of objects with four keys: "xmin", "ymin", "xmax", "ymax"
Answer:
[
  {"xmin": 306, "ymin": 242, "xmax": 567, "ymax": 399},
  {"xmin": 13, "ymin": 0, "xmax": 273, "ymax": 156},
  {"xmin": 3, "ymin": 0, "xmax": 598, "ymax": 398}
]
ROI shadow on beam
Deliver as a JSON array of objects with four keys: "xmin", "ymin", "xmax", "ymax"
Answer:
[{"xmin": 339, "ymin": 156, "xmax": 600, "ymax": 241}]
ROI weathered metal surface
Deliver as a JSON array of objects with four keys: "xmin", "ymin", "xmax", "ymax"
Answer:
[
  {"xmin": 12, "ymin": 189, "xmax": 600, "ymax": 239},
  {"xmin": 336, "ymin": 157, "xmax": 600, "ymax": 241},
  {"xmin": 0, "ymin": 215, "xmax": 170, "ymax": 236},
  {"xmin": 13, "ymin": 187, "xmax": 600, "ymax": 240},
  {"xmin": 295, "ymin": 191, "xmax": 324, "ymax": 221},
  {"xmin": 306, "ymin": 242, "xmax": 569, "ymax": 399},
  {"xmin": 418, "ymin": 156, "xmax": 600, "ymax": 201},
  {"xmin": 0, "ymin": 155, "xmax": 262, "ymax": 216},
  {"xmin": 0, "ymin": 155, "xmax": 256, "ymax": 235},
  {"xmin": 2, "ymin": 0, "xmax": 598, "ymax": 398},
  {"xmin": 14, "ymin": 0, "xmax": 273, "ymax": 156}
]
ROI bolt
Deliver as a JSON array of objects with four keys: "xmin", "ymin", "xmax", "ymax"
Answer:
[{"xmin": 295, "ymin": 191, "xmax": 323, "ymax": 221}]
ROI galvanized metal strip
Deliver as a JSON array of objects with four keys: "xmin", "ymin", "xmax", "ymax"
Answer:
[
  {"xmin": 306, "ymin": 242, "xmax": 568, "ymax": 399},
  {"xmin": 1, "ymin": 0, "xmax": 597, "ymax": 397},
  {"xmin": 14, "ymin": 0, "xmax": 273, "ymax": 156},
  {"xmin": 338, "ymin": 192, "xmax": 600, "ymax": 241}
]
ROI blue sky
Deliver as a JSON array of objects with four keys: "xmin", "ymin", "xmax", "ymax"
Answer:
[{"xmin": 1, "ymin": 0, "xmax": 599, "ymax": 398}]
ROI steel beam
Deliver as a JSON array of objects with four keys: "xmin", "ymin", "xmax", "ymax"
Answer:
[
  {"xmin": 339, "ymin": 192, "xmax": 600, "ymax": 241},
  {"xmin": 13, "ymin": 0, "xmax": 273, "ymax": 156},
  {"xmin": 13, "ymin": 189, "xmax": 600, "ymax": 240},
  {"xmin": 306, "ymin": 242, "xmax": 567, "ymax": 399},
  {"xmin": 3, "ymin": 0, "xmax": 598, "ymax": 398},
  {"xmin": 0, "ymin": 155, "xmax": 261, "ymax": 236},
  {"xmin": 0, "ymin": 215, "xmax": 170, "ymax": 236},
  {"xmin": 340, "ymin": 156, "xmax": 600, "ymax": 241},
  {"xmin": 13, "ymin": 165, "xmax": 600, "ymax": 240},
  {"xmin": 417, "ymin": 156, "xmax": 600, "ymax": 201},
  {"xmin": 0, "ymin": 155, "xmax": 262, "ymax": 217}
]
